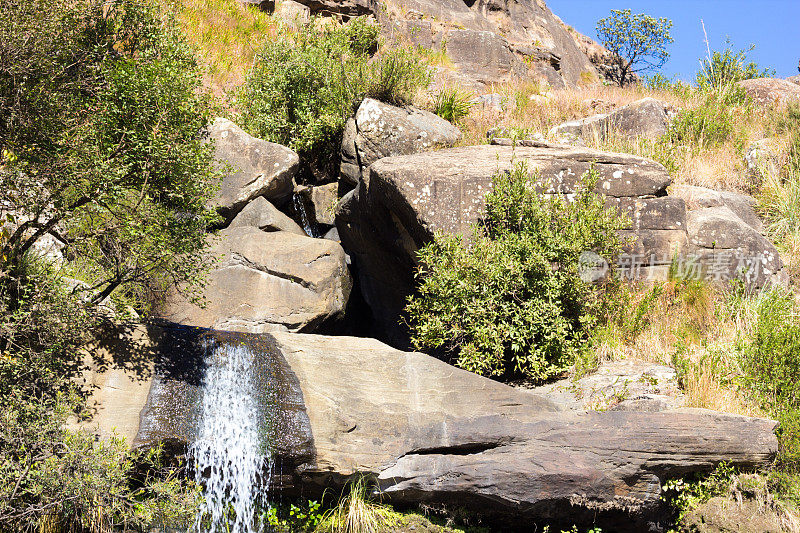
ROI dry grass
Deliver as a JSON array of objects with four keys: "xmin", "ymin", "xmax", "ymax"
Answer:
[{"xmin": 164, "ymin": 0, "xmax": 278, "ymax": 95}]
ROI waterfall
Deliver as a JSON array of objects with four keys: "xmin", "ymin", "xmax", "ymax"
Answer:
[
  {"xmin": 293, "ymin": 193, "xmax": 319, "ymax": 238},
  {"xmin": 190, "ymin": 340, "xmax": 273, "ymax": 533}
]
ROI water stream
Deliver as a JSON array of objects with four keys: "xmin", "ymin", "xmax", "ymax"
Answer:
[
  {"xmin": 190, "ymin": 340, "xmax": 272, "ymax": 533},
  {"xmin": 293, "ymin": 193, "xmax": 319, "ymax": 238}
]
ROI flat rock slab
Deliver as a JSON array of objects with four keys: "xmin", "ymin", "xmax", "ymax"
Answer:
[
  {"xmin": 162, "ymin": 227, "xmax": 351, "ymax": 333},
  {"xmin": 550, "ymin": 97, "xmax": 671, "ymax": 145},
  {"xmin": 531, "ymin": 360, "xmax": 685, "ymax": 412},
  {"xmin": 123, "ymin": 328, "xmax": 778, "ymax": 531}
]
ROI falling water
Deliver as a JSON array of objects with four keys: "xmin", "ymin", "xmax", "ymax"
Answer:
[
  {"xmin": 293, "ymin": 193, "xmax": 319, "ymax": 238},
  {"xmin": 190, "ymin": 341, "xmax": 272, "ymax": 533}
]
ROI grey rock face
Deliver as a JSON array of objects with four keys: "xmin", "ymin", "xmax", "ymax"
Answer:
[
  {"xmin": 670, "ymin": 185, "xmax": 786, "ymax": 287},
  {"xmin": 340, "ymin": 98, "xmax": 462, "ymax": 187},
  {"xmin": 123, "ymin": 327, "xmax": 777, "ymax": 532},
  {"xmin": 162, "ymin": 227, "xmax": 352, "ymax": 333},
  {"xmin": 744, "ymin": 138, "xmax": 782, "ymax": 188},
  {"xmin": 207, "ymin": 118, "xmax": 299, "ymax": 223},
  {"xmin": 736, "ymin": 78, "xmax": 800, "ymax": 107},
  {"xmin": 532, "ymin": 360, "xmax": 686, "ymax": 412},
  {"xmin": 228, "ymin": 196, "xmax": 306, "ymax": 235},
  {"xmin": 296, "ymin": 183, "xmax": 338, "ymax": 227},
  {"xmin": 336, "ymin": 143, "xmax": 672, "ymax": 346},
  {"xmin": 549, "ymin": 97, "xmax": 670, "ymax": 144}
]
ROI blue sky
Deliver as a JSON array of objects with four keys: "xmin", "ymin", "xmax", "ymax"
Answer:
[{"xmin": 548, "ymin": 0, "xmax": 800, "ymax": 82}]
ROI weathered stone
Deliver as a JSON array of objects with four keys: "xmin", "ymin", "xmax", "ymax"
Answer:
[
  {"xmin": 788, "ymin": 75, "xmax": 800, "ymax": 86},
  {"xmin": 288, "ymin": 0, "xmax": 374, "ymax": 17},
  {"xmin": 736, "ymin": 78, "xmax": 800, "ymax": 107},
  {"xmin": 274, "ymin": 0, "xmax": 311, "ymax": 24},
  {"xmin": 123, "ymin": 327, "xmax": 777, "ymax": 532},
  {"xmin": 207, "ymin": 118, "xmax": 299, "ymax": 223},
  {"xmin": 532, "ymin": 360, "xmax": 685, "ymax": 412},
  {"xmin": 340, "ymin": 98, "xmax": 462, "ymax": 186},
  {"xmin": 549, "ymin": 97, "xmax": 670, "ymax": 144},
  {"xmin": 162, "ymin": 227, "xmax": 351, "ymax": 333},
  {"xmin": 297, "ymin": 183, "xmax": 338, "ymax": 227},
  {"xmin": 441, "ymin": 29, "xmax": 525, "ymax": 86},
  {"xmin": 336, "ymin": 143, "xmax": 672, "ymax": 345},
  {"xmin": 669, "ymin": 184, "xmax": 785, "ymax": 286},
  {"xmin": 744, "ymin": 138, "xmax": 782, "ymax": 188},
  {"xmin": 228, "ymin": 196, "xmax": 305, "ymax": 235}
]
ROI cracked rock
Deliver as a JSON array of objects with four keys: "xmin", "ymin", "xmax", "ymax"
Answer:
[{"xmin": 162, "ymin": 227, "xmax": 351, "ymax": 333}]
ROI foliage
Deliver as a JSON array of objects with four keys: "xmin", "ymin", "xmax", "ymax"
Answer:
[
  {"xmin": 595, "ymin": 9, "xmax": 674, "ymax": 87},
  {"xmin": 0, "ymin": 0, "xmax": 220, "ymax": 312},
  {"xmin": 736, "ymin": 288, "xmax": 800, "ymax": 470},
  {"xmin": 433, "ymin": 88, "xmax": 474, "ymax": 124},
  {"xmin": 407, "ymin": 163, "xmax": 628, "ymax": 382},
  {"xmin": 0, "ymin": 0, "xmax": 217, "ymax": 529},
  {"xmin": 266, "ymin": 499, "xmax": 324, "ymax": 532},
  {"xmin": 696, "ymin": 41, "xmax": 775, "ymax": 91},
  {"xmin": 661, "ymin": 462, "xmax": 737, "ymax": 526},
  {"xmin": 668, "ymin": 88, "xmax": 748, "ymax": 151},
  {"xmin": 316, "ymin": 476, "xmax": 395, "ymax": 533},
  {"xmin": 235, "ymin": 18, "xmax": 430, "ymax": 179}
]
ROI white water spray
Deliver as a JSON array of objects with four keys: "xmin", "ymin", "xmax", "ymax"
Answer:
[{"xmin": 190, "ymin": 341, "xmax": 272, "ymax": 533}]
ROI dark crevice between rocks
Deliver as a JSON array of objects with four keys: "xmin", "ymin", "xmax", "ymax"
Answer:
[{"xmin": 403, "ymin": 441, "xmax": 506, "ymax": 457}]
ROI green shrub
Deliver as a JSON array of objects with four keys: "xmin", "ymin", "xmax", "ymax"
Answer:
[
  {"xmin": 235, "ymin": 18, "xmax": 429, "ymax": 178},
  {"xmin": 737, "ymin": 288, "xmax": 800, "ymax": 470},
  {"xmin": 406, "ymin": 163, "xmax": 627, "ymax": 381},
  {"xmin": 669, "ymin": 89, "xmax": 747, "ymax": 150},
  {"xmin": 696, "ymin": 41, "xmax": 775, "ymax": 91},
  {"xmin": 433, "ymin": 87, "xmax": 473, "ymax": 124}
]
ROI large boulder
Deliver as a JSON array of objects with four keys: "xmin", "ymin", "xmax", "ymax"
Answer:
[
  {"xmin": 162, "ymin": 227, "xmax": 351, "ymax": 333},
  {"xmin": 336, "ymin": 143, "xmax": 673, "ymax": 346},
  {"xmin": 669, "ymin": 185, "xmax": 786, "ymax": 287},
  {"xmin": 207, "ymin": 118, "xmax": 299, "ymax": 224},
  {"xmin": 112, "ymin": 326, "xmax": 777, "ymax": 531},
  {"xmin": 549, "ymin": 97, "xmax": 671, "ymax": 145},
  {"xmin": 736, "ymin": 78, "xmax": 800, "ymax": 107},
  {"xmin": 228, "ymin": 196, "xmax": 306, "ymax": 235},
  {"xmin": 340, "ymin": 98, "xmax": 462, "ymax": 187}
]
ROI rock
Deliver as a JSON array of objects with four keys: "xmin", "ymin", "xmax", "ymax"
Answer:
[
  {"xmin": 788, "ymin": 75, "xmax": 800, "ymax": 86},
  {"xmin": 744, "ymin": 138, "xmax": 782, "ymax": 188},
  {"xmin": 532, "ymin": 360, "xmax": 685, "ymax": 412},
  {"xmin": 471, "ymin": 93, "xmax": 504, "ymax": 112},
  {"xmin": 121, "ymin": 327, "xmax": 778, "ymax": 532},
  {"xmin": 273, "ymin": 0, "xmax": 311, "ymax": 24},
  {"xmin": 736, "ymin": 78, "xmax": 800, "ymax": 107},
  {"xmin": 683, "ymin": 496, "xmax": 783, "ymax": 533},
  {"xmin": 549, "ymin": 97, "xmax": 670, "ymax": 144},
  {"xmin": 162, "ymin": 227, "xmax": 351, "ymax": 333},
  {"xmin": 288, "ymin": 0, "xmax": 374, "ymax": 17},
  {"xmin": 336, "ymin": 143, "xmax": 672, "ymax": 345},
  {"xmin": 340, "ymin": 98, "xmax": 462, "ymax": 187},
  {"xmin": 323, "ymin": 226, "xmax": 340, "ymax": 242},
  {"xmin": 207, "ymin": 118, "xmax": 299, "ymax": 223},
  {"xmin": 31, "ymin": 232, "xmax": 66, "ymax": 263},
  {"xmin": 297, "ymin": 183, "xmax": 338, "ymax": 227},
  {"xmin": 669, "ymin": 185, "xmax": 786, "ymax": 287},
  {"xmin": 440, "ymin": 30, "xmax": 525, "ymax": 86},
  {"xmin": 228, "ymin": 196, "xmax": 306, "ymax": 235}
]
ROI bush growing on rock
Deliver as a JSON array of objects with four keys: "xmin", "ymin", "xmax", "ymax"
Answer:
[
  {"xmin": 235, "ymin": 17, "xmax": 430, "ymax": 179},
  {"xmin": 406, "ymin": 163, "xmax": 628, "ymax": 382}
]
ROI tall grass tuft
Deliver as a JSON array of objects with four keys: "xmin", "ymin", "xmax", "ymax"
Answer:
[
  {"xmin": 433, "ymin": 87, "xmax": 474, "ymax": 124},
  {"xmin": 316, "ymin": 477, "xmax": 394, "ymax": 533}
]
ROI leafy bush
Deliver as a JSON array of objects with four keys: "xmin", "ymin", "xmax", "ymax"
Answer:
[
  {"xmin": 696, "ymin": 41, "xmax": 775, "ymax": 91},
  {"xmin": 669, "ymin": 89, "xmax": 747, "ymax": 150},
  {"xmin": 406, "ymin": 163, "xmax": 627, "ymax": 381},
  {"xmin": 737, "ymin": 288, "xmax": 800, "ymax": 470},
  {"xmin": 433, "ymin": 87, "xmax": 473, "ymax": 124},
  {"xmin": 235, "ymin": 18, "xmax": 429, "ymax": 179}
]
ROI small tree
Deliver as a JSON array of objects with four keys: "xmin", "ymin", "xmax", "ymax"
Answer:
[{"xmin": 596, "ymin": 9, "xmax": 674, "ymax": 87}]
